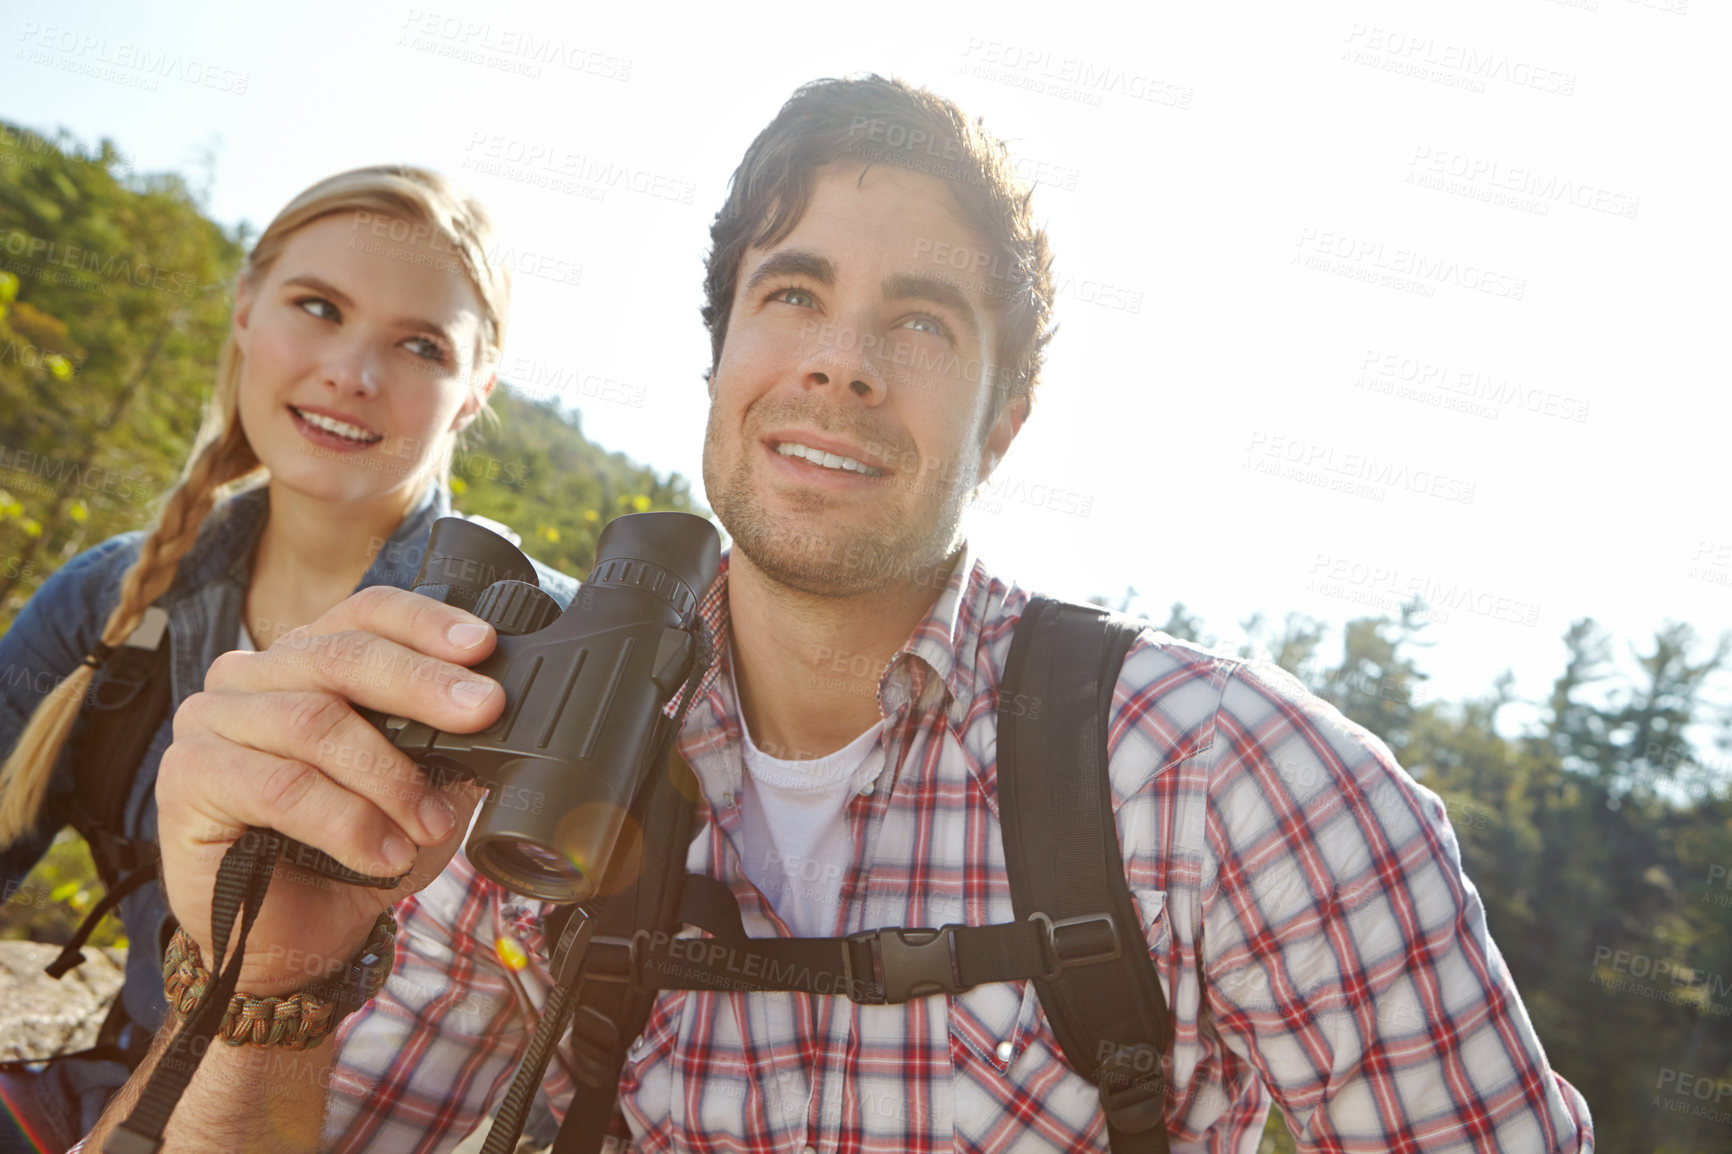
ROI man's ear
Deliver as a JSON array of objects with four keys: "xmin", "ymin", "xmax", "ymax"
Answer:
[
  {"xmin": 976, "ymin": 394, "xmax": 1028, "ymax": 485},
  {"xmin": 451, "ymin": 370, "xmax": 498, "ymax": 432}
]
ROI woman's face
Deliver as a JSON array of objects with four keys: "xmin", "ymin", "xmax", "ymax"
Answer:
[{"xmin": 233, "ymin": 211, "xmax": 494, "ymax": 509}]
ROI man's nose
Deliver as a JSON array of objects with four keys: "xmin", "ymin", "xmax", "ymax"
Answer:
[{"xmin": 799, "ymin": 317, "xmax": 887, "ymax": 404}]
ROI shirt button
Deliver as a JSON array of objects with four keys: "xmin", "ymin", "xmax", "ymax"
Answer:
[
  {"xmin": 995, "ymin": 1040, "xmax": 1015, "ymax": 1062},
  {"xmin": 803, "ymin": 1146, "xmax": 818, "ymax": 1154},
  {"xmin": 857, "ymin": 781, "xmax": 875, "ymax": 796},
  {"xmin": 630, "ymin": 1035, "xmax": 646, "ymax": 1055}
]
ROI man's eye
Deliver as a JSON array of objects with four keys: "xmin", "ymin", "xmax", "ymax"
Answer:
[
  {"xmin": 902, "ymin": 315, "xmax": 946, "ymax": 337},
  {"xmin": 296, "ymin": 297, "xmax": 339, "ymax": 322},
  {"xmin": 771, "ymin": 287, "xmax": 817, "ymax": 309}
]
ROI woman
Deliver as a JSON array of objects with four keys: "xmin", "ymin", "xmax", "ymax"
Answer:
[{"xmin": 0, "ymin": 165, "xmax": 574, "ymax": 1145}]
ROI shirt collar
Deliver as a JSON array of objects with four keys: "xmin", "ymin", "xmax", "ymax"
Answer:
[
  {"xmin": 687, "ymin": 539, "xmax": 987, "ymax": 735},
  {"xmin": 171, "ymin": 479, "xmax": 450, "ymax": 595}
]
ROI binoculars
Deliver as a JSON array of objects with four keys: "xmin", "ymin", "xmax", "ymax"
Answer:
[{"xmin": 365, "ymin": 511, "xmax": 719, "ymax": 903}]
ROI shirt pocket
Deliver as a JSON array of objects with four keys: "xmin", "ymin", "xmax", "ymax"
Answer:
[{"xmin": 946, "ymin": 891, "xmax": 1172, "ymax": 1151}]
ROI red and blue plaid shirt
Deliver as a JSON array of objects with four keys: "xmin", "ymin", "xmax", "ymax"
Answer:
[{"xmin": 322, "ymin": 548, "xmax": 1594, "ymax": 1152}]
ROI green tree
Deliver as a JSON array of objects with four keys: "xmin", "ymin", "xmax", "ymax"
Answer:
[
  {"xmin": 1312, "ymin": 601, "xmax": 1432, "ymax": 756},
  {"xmin": 1, "ymin": 121, "xmax": 243, "ymax": 621}
]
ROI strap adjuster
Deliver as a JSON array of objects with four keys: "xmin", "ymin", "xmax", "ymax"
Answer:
[
  {"xmin": 843, "ymin": 925, "xmax": 964, "ymax": 1004},
  {"xmin": 1029, "ymin": 911, "xmax": 1122, "ymax": 979},
  {"xmin": 584, "ymin": 930, "xmax": 651, "ymax": 991}
]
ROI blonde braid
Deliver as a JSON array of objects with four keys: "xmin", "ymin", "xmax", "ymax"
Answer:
[{"xmin": 0, "ymin": 415, "xmax": 261, "ymax": 847}]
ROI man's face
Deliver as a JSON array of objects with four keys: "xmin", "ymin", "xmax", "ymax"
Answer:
[{"xmin": 702, "ymin": 161, "xmax": 1022, "ymax": 596}]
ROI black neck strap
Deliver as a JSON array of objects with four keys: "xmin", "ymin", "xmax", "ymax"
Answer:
[
  {"xmin": 104, "ymin": 829, "xmax": 282, "ymax": 1154},
  {"xmin": 102, "ymin": 832, "xmax": 402, "ymax": 1154}
]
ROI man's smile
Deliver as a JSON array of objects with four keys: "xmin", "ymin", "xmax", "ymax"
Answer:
[{"xmin": 765, "ymin": 433, "xmax": 889, "ymax": 478}]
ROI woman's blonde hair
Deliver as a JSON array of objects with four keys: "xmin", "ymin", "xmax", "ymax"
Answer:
[{"xmin": 0, "ymin": 165, "xmax": 510, "ymax": 847}]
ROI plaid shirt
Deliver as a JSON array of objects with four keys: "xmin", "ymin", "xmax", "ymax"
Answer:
[{"xmin": 322, "ymin": 547, "xmax": 1594, "ymax": 1153}]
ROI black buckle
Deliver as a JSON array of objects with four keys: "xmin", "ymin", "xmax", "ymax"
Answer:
[
  {"xmin": 583, "ymin": 929, "xmax": 651, "ymax": 992},
  {"xmin": 843, "ymin": 925, "xmax": 964, "ymax": 1004},
  {"xmin": 1029, "ymin": 911, "xmax": 1122, "ymax": 979}
]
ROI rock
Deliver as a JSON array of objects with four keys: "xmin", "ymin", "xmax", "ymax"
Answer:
[{"xmin": 0, "ymin": 941, "xmax": 126, "ymax": 1062}]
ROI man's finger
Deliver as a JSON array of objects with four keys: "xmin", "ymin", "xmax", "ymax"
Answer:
[
  {"xmin": 204, "ymin": 629, "xmax": 502, "ymax": 734},
  {"xmin": 158, "ymin": 729, "xmax": 430, "ymax": 880},
  {"xmin": 180, "ymin": 688, "xmax": 469, "ymax": 849},
  {"xmin": 303, "ymin": 584, "xmax": 499, "ymax": 663}
]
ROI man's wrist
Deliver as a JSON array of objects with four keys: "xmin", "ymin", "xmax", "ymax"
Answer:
[{"xmin": 163, "ymin": 912, "xmax": 396, "ymax": 1049}]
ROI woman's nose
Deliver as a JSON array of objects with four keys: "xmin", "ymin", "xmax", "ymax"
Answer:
[{"xmin": 323, "ymin": 338, "xmax": 383, "ymax": 398}]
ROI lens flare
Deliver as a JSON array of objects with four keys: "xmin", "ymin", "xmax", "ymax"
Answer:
[{"xmin": 495, "ymin": 934, "xmax": 529, "ymax": 972}]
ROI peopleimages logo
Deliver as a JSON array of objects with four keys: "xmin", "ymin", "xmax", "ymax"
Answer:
[
  {"xmin": 1342, "ymin": 24, "xmax": 1576, "ymax": 96},
  {"xmin": 0, "ymin": 229, "xmax": 202, "ymax": 298},
  {"xmin": 959, "ymin": 38, "xmax": 1193, "ymax": 110},
  {"xmin": 16, "ymin": 22, "xmax": 250, "ymax": 94},
  {"xmin": 397, "ymin": 9, "xmax": 631, "ymax": 81},
  {"xmin": 1294, "ymin": 228, "xmax": 1526, "ymax": 301},
  {"xmin": 1408, "ymin": 146, "xmax": 1640, "ymax": 220},
  {"xmin": 460, "ymin": 133, "xmax": 694, "ymax": 205},
  {"xmin": 1243, "ymin": 432, "xmax": 1478, "ymax": 505},
  {"xmin": 1355, "ymin": 349, "xmax": 1590, "ymax": 424}
]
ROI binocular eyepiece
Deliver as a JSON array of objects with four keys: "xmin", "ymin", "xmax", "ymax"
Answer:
[{"xmin": 369, "ymin": 511, "xmax": 720, "ymax": 903}]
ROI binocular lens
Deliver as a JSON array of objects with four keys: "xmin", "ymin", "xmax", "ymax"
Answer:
[{"xmin": 472, "ymin": 841, "xmax": 589, "ymax": 902}]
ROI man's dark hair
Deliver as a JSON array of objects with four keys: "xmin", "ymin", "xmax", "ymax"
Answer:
[{"xmin": 701, "ymin": 74, "xmax": 1056, "ymax": 416}]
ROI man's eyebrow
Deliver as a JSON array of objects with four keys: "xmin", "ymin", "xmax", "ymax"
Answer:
[
  {"xmin": 281, "ymin": 273, "xmax": 455, "ymax": 340},
  {"xmin": 742, "ymin": 250, "xmax": 836, "ymax": 297},
  {"xmin": 882, "ymin": 272, "xmax": 983, "ymax": 344}
]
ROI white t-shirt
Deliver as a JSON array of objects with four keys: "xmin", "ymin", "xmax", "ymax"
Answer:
[{"xmin": 736, "ymin": 710, "xmax": 887, "ymax": 938}]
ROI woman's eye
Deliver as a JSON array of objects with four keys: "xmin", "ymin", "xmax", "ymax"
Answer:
[
  {"xmin": 771, "ymin": 287, "xmax": 817, "ymax": 309},
  {"xmin": 295, "ymin": 297, "xmax": 339, "ymax": 322},
  {"xmin": 403, "ymin": 336, "xmax": 446, "ymax": 362},
  {"xmin": 902, "ymin": 315, "xmax": 946, "ymax": 337}
]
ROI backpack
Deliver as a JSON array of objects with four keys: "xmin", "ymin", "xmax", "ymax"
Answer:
[
  {"xmin": 0, "ymin": 608, "xmax": 174, "ymax": 1154},
  {"xmin": 485, "ymin": 595, "xmax": 1175, "ymax": 1154},
  {"xmin": 42, "ymin": 606, "xmax": 175, "ymax": 985}
]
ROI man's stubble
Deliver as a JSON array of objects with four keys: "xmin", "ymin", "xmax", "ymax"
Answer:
[{"xmin": 701, "ymin": 394, "xmax": 981, "ymax": 599}]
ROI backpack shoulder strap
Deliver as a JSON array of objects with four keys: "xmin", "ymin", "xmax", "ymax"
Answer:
[
  {"xmin": 998, "ymin": 595, "xmax": 1172, "ymax": 1152},
  {"xmin": 50, "ymin": 606, "xmax": 173, "ymax": 981},
  {"xmin": 69, "ymin": 606, "xmax": 172, "ymax": 848}
]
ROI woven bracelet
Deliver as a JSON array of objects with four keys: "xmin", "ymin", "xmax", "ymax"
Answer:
[{"xmin": 163, "ymin": 928, "xmax": 343, "ymax": 1050}]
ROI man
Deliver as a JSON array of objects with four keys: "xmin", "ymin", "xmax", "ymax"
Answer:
[{"xmin": 85, "ymin": 76, "xmax": 1594, "ymax": 1152}]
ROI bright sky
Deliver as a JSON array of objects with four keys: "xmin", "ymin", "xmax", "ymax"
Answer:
[{"xmin": 4, "ymin": 0, "xmax": 1728, "ymax": 749}]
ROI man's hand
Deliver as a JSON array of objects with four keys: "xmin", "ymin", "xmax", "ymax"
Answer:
[{"xmin": 155, "ymin": 585, "xmax": 503, "ymax": 995}]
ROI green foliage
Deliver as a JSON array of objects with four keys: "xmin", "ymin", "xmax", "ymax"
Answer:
[
  {"xmin": 449, "ymin": 388, "xmax": 700, "ymax": 580},
  {"xmin": 1, "ymin": 121, "xmax": 244, "ymax": 624},
  {"xmin": 0, "ymin": 830, "xmax": 124, "ymax": 948}
]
